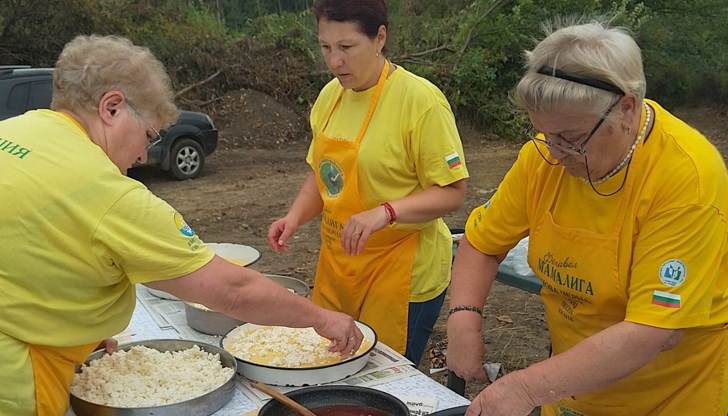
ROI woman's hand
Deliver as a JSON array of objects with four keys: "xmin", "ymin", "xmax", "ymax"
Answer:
[
  {"xmin": 267, "ymin": 216, "xmax": 299, "ymax": 252},
  {"xmin": 446, "ymin": 313, "xmax": 488, "ymax": 381},
  {"xmin": 95, "ymin": 338, "xmax": 118, "ymax": 354},
  {"xmin": 313, "ymin": 310, "xmax": 364, "ymax": 356},
  {"xmin": 341, "ymin": 205, "xmax": 389, "ymax": 255},
  {"xmin": 466, "ymin": 371, "xmax": 536, "ymax": 416}
]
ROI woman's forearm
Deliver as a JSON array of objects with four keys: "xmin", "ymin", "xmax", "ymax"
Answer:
[
  {"xmin": 286, "ymin": 172, "xmax": 324, "ymax": 226},
  {"xmin": 515, "ymin": 321, "xmax": 683, "ymax": 406},
  {"xmin": 388, "ymin": 179, "xmax": 467, "ymax": 224},
  {"xmin": 449, "ymin": 236, "xmax": 499, "ymax": 311}
]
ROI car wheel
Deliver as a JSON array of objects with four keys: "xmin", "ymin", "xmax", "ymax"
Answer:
[{"xmin": 169, "ymin": 138, "xmax": 204, "ymax": 180}]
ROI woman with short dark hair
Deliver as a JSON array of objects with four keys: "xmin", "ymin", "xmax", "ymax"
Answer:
[{"xmin": 268, "ymin": 0, "xmax": 469, "ymax": 364}]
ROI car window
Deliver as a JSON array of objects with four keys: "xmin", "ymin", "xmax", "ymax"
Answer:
[
  {"xmin": 29, "ymin": 80, "xmax": 52, "ymax": 109},
  {"xmin": 7, "ymin": 82, "xmax": 30, "ymax": 111}
]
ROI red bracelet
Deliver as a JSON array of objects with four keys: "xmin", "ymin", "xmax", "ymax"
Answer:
[{"xmin": 382, "ymin": 202, "xmax": 396, "ymax": 224}]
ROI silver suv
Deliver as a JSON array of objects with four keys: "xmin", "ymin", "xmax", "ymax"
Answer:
[{"xmin": 0, "ymin": 66, "xmax": 218, "ymax": 180}]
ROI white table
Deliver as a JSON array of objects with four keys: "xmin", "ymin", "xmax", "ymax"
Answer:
[{"xmin": 68, "ymin": 298, "xmax": 470, "ymax": 415}]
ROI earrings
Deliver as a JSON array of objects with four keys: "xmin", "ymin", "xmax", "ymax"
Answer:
[{"xmin": 376, "ymin": 51, "xmax": 380, "ymax": 57}]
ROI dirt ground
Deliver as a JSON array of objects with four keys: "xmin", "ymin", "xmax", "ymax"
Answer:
[{"xmin": 130, "ymin": 89, "xmax": 727, "ymax": 406}]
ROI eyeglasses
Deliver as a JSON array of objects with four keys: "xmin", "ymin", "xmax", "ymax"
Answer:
[
  {"xmin": 526, "ymin": 96, "xmax": 622, "ymax": 157},
  {"xmin": 525, "ymin": 95, "xmax": 631, "ymax": 197},
  {"xmin": 126, "ymin": 100, "xmax": 162, "ymax": 149}
]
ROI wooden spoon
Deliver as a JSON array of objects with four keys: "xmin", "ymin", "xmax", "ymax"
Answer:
[{"xmin": 249, "ymin": 380, "xmax": 318, "ymax": 416}]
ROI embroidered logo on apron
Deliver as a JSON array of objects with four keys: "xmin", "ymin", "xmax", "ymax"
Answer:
[{"xmin": 319, "ymin": 159, "xmax": 344, "ymax": 197}]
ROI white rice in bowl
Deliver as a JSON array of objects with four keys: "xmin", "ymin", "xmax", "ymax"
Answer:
[{"xmin": 70, "ymin": 344, "xmax": 234, "ymax": 407}]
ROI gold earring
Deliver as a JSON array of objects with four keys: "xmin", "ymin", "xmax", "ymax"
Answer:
[{"xmin": 376, "ymin": 51, "xmax": 380, "ymax": 57}]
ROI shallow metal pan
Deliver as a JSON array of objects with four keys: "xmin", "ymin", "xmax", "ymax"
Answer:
[{"xmin": 69, "ymin": 339, "xmax": 236, "ymax": 416}]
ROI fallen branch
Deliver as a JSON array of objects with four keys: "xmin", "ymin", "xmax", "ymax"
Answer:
[{"xmin": 174, "ymin": 70, "xmax": 223, "ymax": 99}]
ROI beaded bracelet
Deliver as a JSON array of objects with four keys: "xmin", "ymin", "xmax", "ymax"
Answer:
[{"xmin": 447, "ymin": 305, "xmax": 483, "ymax": 317}]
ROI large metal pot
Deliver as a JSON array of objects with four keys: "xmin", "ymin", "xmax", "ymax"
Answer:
[
  {"xmin": 258, "ymin": 385, "xmax": 410, "ymax": 416},
  {"xmin": 186, "ymin": 274, "xmax": 311, "ymax": 336},
  {"xmin": 221, "ymin": 320, "xmax": 376, "ymax": 387},
  {"xmin": 70, "ymin": 339, "xmax": 236, "ymax": 416}
]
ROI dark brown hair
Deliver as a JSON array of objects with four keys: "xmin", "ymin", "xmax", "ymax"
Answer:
[{"xmin": 313, "ymin": 0, "xmax": 388, "ymax": 39}]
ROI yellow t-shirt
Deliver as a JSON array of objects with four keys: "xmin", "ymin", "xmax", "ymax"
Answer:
[
  {"xmin": 307, "ymin": 66, "xmax": 469, "ymax": 301},
  {"xmin": 465, "ymin": 100, "xmax": 728, "ymax": 413},
  {"xmin": 0, "ymin": 110, "xmax": 214, "ymax": 415}
]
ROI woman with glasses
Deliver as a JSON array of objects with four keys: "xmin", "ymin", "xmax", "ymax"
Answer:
[
  {"xmin": 446, "ymin": 19, "xmax": 728, "ymax": 415},
  {"xmin": 0, "ymin": 35, "xmax": 362, "ymax": 416},
  {"xmin": 267, "ymin": 0, "xmax": 468, "ymax": 365}
]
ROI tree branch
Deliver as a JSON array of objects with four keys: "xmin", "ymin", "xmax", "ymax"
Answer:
[
  {"xmin": 458, "ymin": 0, "xmax": 510, "ymax": 56},
  {"xmin": 394, "ymin": 44, "xmax": 455, "ymax": 61},
  {"xmin": 174, "ymin": 70, "xmax": 223, "ymax": 99}
]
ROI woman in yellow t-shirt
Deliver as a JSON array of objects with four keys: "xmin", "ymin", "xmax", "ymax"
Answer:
[
  {"xmin": 267, "ymin": 0, "xmax": 469, "ymax": 364},
  {"xmin": 446, "ymin": 19, "xmax": 728, "ymax": 415},
  {"xmin": 0, "ymin": 35, "xmax": 361, "ymax": 416}
]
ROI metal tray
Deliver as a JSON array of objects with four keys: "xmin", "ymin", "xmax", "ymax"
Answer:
[{"xmin": 70, "ymin": 339, "xmax": 236, "ymax": 416}]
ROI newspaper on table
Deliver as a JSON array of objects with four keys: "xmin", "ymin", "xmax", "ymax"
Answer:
[
  {"xmin": 136, "ymin": 286, "xmax": 177, "ymax": 329},
  {"xmin": 401, "ymin": 396, "xmax": 439, "ymax": 416}
]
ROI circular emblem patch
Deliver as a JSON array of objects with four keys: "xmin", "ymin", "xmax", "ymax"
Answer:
[
  {"xmin": 174, "ymin": 212, "xmax": 195, "ymax": 237},
  {"xmin": 658, "ymin": 259, "xmax": 686, "ymax": 287},
  {"xmin": 319, "ymin": 160, "xmax": 344, "ymax": 197}
]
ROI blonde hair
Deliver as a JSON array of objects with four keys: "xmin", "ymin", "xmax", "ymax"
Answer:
[
  {"xmin": 514, "ymin": 17, "xmax": 646, "ymax": 116},
  {"xmin": 52, "ymin": 35, "xmax": 178, "ymax": 125}
]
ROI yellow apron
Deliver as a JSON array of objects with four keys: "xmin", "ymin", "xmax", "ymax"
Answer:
[
  {"xmin": 532, "ymin": 105, "xmax": 727, "ymax": 415},
  {"xmin": 312, "ymin": 61, "xmax": 417, "ymax": 354},
  {"xmin": 29, "ymin": 342, "xmax": 98, "ymax": 416}
]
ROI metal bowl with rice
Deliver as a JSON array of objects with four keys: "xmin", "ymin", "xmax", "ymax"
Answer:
[{"xmin": 69, "ymin": 339, "xmax": 236, "ymax": 416}]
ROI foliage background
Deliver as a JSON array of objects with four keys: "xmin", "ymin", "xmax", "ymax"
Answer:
[{"xmin": 1, "ymin": 0, "xmax": 726, "ymax": 139}]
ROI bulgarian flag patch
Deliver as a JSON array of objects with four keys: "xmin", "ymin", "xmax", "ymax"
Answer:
[
  {"xmin": 445, "ymin": 152, "xmax": 462, "ymax": 169},
  {"xmin": 651, "ymin": 290, "xmax": 681, "ymax": 308}
]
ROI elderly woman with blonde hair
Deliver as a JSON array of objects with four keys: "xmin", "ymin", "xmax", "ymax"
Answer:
[
  {"xmin": 0, "ymin": 35, "xmax": 361, "ymax": 416},
  {"xmin": 446, "ymin": 18, "xmax": 728, "ymax": 416}
]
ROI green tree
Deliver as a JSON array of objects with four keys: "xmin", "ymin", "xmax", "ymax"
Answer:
[{"xmin": 1, "ymin": 0, "xmax": 725, "ymax": 138}]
